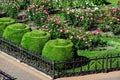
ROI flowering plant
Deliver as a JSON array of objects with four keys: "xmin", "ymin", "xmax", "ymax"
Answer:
[
  {"xmin": 41, "ymin": 15, "xmax": 67, "ymax": 39},
  {"xmin": 67, "ymin": 28, "xmax": 107, "ymax": 50},
  {"xmin": 41, "ymin": 15, "xmax": 106, "ymax": 50},
  {"xmin": 1, "ymin": 1, "xmax": 20, "ymax": 19},
  {"xmin": 26, "ymin": 4, "xmax": 49, "ymax": 26}
]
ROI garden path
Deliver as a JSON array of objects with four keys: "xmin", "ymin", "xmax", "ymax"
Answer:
[{"xmin": 56, "ymin": 71, "xmax": 120, "ymax": 80}]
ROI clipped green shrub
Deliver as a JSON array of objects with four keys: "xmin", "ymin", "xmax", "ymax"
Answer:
[
  {"xmin": 0, "ymin": 17, "xmax": 15, "ymax": 25},
  {"xmin": 0, "ymin": 17, "xmax": 15, "ymax": 37},
  {"xmin": 42, "ymin": 39, "xmax": 74, "ymax": 62},
  {"xmin": 2, "ymin": 23, "xmax": 31, "ymax": 45},
  {"xmin": 21, "ymin": 30, "xmax": 51, "ymax": 55},
  {"xmin": 0, "ymin": 23, "xmax": 6, "ymax": 37}
]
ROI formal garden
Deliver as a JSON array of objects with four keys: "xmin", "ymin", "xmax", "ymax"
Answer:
[{"xmin": 0, "ymin": 0, "xmax": 120, "ymax": 79}]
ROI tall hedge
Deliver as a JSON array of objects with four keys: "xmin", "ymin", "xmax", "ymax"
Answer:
[
  {"xmin": 42, "ymin": 39, "xmax": 74, "ymax": 62},
  {"xmin": 21, "ymin": 30, "xmax": 51, "ymax": 55},
  {"xmin": 2, "ymin": 23, "xmax": 31, "ymax": 45},
  {"xmin": 0, "ymin": 17, "xmax": 15, "ymax": 37}
]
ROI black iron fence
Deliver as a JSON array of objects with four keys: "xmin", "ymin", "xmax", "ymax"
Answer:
[
  {"xmin": 0, "ymin": 70, "xmax": 16, "ymax": 80},
  {"xmin": 0, "ymin": 38, "xmax": 120, "ymax": 79}
]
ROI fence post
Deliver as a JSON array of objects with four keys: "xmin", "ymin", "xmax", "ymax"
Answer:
[
  {"xmin": 110, "ymin": 54, "xmax": 112, "ymax": 69},
  {"xmin": 105, "ymin": 55, "xmax": 108, "ymax": 73},
  {"xmin": 52, "ymin": 61, "xmax": 55, "ymax": 79},
  {"xmin": 116, "ymin": 54, "xmax": 119, "ymax": 70},
  {"xmin": 80, "ymin": 58, "xmax": 83, "ymax": 74},
  {"xmin": 102, "ymin": 56, "xmax": 105, "ymax": 72}
]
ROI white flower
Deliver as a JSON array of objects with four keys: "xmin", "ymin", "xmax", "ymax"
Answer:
[{"xmin": 94, "ymin": 7, "xmax": 99, "ymax": 10}]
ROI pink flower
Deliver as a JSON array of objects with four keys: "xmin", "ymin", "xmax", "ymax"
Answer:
[
  {"xmin": 36, "ymin": 11, "xmax": 39, "ymax": 14},
  {"xmin": 108, "ymin": 5, "xmax": 112, "ymax": 9},
  {"xmin": 117, "ymin": 19, "xmax": 120, "ymax": 22},
  {"xmin": 57, "ymin": 16, "xmax": 60, "ymax": 24},
  {"xmin": 112, "ymin": 9, "xmax": 117, "ymax": 13},
  {"xmin": 59, "ymin": 29, "xmax": 64, "ymax": 32},
  {"xmin": 36, "ymin": 8, "xmax": 40, "ymax": 11},
  {"xmin": 41, "ymin": 5, "xmax": 45, "ymax": 9},
  {"xmin": 30, "ymin": 5, "xmax": 35, "ymax": 8},
  {"xmin": 27, "ymin": 8, "xmax": 30, "ymax": 12},
  {"xmin": 45, "ymin": 26, "xmax": 48, "ymax": 28},
  {"xmin": 44, "ymin": 10, "xmax": 49, "ymax": 15}
]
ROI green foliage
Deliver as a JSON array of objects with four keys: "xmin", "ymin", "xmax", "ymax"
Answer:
[
  {"xmin": 77, "ymin": 37, "xmax": 120, "ymax": 58},
  {"xmin": 15, "ymin": 0, "xmax": 30, "ymax": 9},
  {"xmin": 2, "ymin": 23, "xmax": 31, "ymax": 45},
  {"xmin": 1, "ymin": 1, "xmax": 20, "ymax": 19},
  {"xmin": 108, "ymin": 14, "xmax": 120, "ymax": 35},
  {"xmin": 26, "ymin": 4, "xmax": 49, "ymax": 26},
  {"xmin": 0, "ymin": 23, "xmax": 6, "ymax": 37},
  {"xmin": 0, "ymin": 17, "xmax": 15, "ymax": 25},
  {"xmin": 91, "ymin": 0, "xmax": 106, "ymax": 5},
  {"xmin": 0, "ymin": 17, "xmax": 15, "ymax": 37},
  {"xmin": 21, "ymin": 30, "xmax": 50, "ymax": 55},
  {"xmin": 107, "ymin": 0, "xmax": 119, "ymax": 6},
  {"xmin": 110, "ymin": 24, "xmax": 120, "ymax": 35},
  {"xmin": 42, "ymin": 39, "xmax": 73, "ymax": 62}
]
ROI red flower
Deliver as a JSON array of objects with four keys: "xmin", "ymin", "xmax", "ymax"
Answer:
[{"xmin": 97, "ymin": 29, "xmax": 101, "ymax": 34}]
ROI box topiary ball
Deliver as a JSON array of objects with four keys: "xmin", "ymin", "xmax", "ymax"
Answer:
[
  {"xmin": 42, "ymin": 39, "xmax": 74, "ymax": 62},
  {"xmin": 2, "ymin": 23, "xmax": 31, "ymax": 45},
  {"xmin": 21, "ymin": 30, "xmax": 51, "ymax": 55},
  {"xmin": 0, "ymin": 17, "xmax": 15, "ymax": 37}
]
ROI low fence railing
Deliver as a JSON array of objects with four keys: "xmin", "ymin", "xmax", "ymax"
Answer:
[
  {"xmin": 0, "ymin": 70, "xmax": 16, "ymax": 80},
  {"xmin": 0, "ymin": 38, "xmax": 120, "ymax": 79}
]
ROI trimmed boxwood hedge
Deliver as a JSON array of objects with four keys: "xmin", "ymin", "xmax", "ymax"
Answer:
[
  {"xmin": 21, "ymin": 30, "xmax": 51, "ymax": 55},
  {"xmin": 2, "ymin": 23, "xmax": 31, "ymax": 45},
  {"xmin": 0, "ymin": 23, "xmax": 6, "ymax": 37},
  {"xmin": 42, "ymin": 39, "xmax": 74, "ymax": 62},
  {"xmin": 0, "ymin": 17, "xmax": 15, "ymax": 37},
  {"xmin": 0, "ymin": 17, "xmax": 15, "ymax": 25}
]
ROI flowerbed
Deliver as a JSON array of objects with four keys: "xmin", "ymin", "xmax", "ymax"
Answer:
[{"xmin": 0, "ymin": 0, "xmax": 120, "ymax": 79}]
